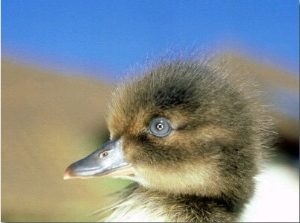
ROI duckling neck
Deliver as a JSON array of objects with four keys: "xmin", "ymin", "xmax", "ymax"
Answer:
[{"xmin": 105, "ymin": 183, "xmax": 243, "ymax": 222}]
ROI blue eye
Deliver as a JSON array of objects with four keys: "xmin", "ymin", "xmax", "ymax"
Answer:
[{"xmin": 149, "ymin": 117, "xmax": 172, "ymax": 137}]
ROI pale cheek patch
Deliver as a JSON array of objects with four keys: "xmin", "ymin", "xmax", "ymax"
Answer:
[
  {"xmin": 125, "ymin": 125, "xmax": 233, "ymax": 196},
  {"xmin": 134, "ymin": 158, "xmax": 226, "ymax": 197}
]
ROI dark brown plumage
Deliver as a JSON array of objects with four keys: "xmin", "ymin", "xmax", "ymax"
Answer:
[{"xmin": 64, "ymin": 55, "xmax": 273, "ymax": 222}]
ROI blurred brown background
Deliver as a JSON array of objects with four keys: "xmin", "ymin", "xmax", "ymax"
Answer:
[
  {"xmin": 2, "ymin": 59, "xmax": 130, "ymax": 222},
  {"xmin": 1, "ymin": 52, "xmax": 299, "ymax": 222}
]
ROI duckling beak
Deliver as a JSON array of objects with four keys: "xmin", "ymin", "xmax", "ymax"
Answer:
[{"xmin": 63, "ymin": 139, "xmax": 134, "ymax": 180}]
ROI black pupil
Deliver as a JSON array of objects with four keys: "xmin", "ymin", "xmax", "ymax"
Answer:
[{"xmin": 156, "ymin": 123, "xmax": 164, "ymax": 131}]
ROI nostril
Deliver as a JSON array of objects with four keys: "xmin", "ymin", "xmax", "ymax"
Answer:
[{"xmin": 99, "ymin": 151, "xmax": 109, "ymax": 158}]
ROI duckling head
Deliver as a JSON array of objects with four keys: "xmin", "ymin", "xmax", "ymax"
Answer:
[{"xmin": 64, "ymin": 58, "xmax": 272, "ymax": 211}]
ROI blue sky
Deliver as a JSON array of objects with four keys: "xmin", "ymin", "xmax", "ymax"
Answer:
[{"xmin": 2, "ymin": 0, "xmax": 299, "ymax": 80}]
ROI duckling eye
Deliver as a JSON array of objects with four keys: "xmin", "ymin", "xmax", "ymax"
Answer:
[{"xmin": 149, "ymin": 117, "xmax": 172, "ymax": 137}]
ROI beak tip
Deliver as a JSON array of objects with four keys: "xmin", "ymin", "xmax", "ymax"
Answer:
[{"xmin": 63, "ymin": 166, "xmax": 73, "ymax": 180}]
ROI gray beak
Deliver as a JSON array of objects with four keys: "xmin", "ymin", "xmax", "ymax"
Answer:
[{"xmin": 64, "ymin": 139, "xmax": 134, "ymax": 180}]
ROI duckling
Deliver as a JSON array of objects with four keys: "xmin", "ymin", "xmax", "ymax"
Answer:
[{"xmin": 64, "ymin": 55, "xmax": 273, "ymax": 222}]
